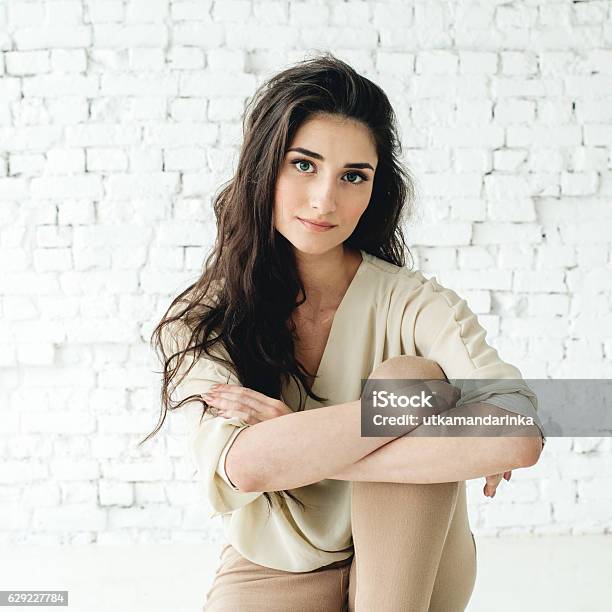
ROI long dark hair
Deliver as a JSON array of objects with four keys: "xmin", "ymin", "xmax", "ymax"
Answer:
[{"xmin": 140, "ymin": 52, "xmax": 417, "ymax": 515}]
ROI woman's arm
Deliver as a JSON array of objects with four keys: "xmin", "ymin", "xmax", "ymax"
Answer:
[
  {"xmin": 227, "ymin": 394, "xmax": 541, "ymax": 492},
  {"xmin": 326, "ymin": 401, "xmax": 543, "ymax": 484},
  {"xmin": 226, "ymin": 398, "xmax": 395, "ymax": 492}
]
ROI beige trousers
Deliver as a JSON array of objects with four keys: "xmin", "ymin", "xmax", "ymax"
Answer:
[{"xmin": 202, "ymin": 479, "xmax": 477, "ymax": 611}]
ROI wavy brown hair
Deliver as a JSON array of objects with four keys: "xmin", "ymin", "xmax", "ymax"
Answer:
[{"xmin": 139, "ymin": 52, "xmax": 417, "ymax": 516}]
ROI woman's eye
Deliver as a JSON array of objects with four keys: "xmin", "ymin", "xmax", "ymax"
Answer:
[
  {"xmin": 293, "ymin": 160, "xmax": 314, "ymax": 173},
  {"xmin": 290, "ymin": 159, "xmax": 367, "ymax": 185}
]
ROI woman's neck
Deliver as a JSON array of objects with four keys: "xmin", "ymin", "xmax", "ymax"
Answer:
[{"xmin": 294, "ymin": 246, "xmax": 362, "ymax": 314}]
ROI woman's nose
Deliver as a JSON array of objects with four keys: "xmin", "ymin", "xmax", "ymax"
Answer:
[{"xmin": 309, "ymin": 183, "xmax": 337, "ymax": 214}]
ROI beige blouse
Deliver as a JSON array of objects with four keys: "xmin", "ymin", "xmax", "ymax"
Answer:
[{"xmin": 170, "ymin": 249, "xmax": 545, "ymax": 572}]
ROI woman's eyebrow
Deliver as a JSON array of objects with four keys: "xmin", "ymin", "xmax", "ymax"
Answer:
[{"xmin": 286, "ymin": 147, "xmax": 375, "ymax": 171}]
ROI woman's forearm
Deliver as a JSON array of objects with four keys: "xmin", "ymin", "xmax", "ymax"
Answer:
[
  {"xmin": 226, "ymin": 399, "xmax": 397, "ymax": 491},
  {"xmin": 326, "ymin": 402, "xmax": 543, "ymax": 484}
]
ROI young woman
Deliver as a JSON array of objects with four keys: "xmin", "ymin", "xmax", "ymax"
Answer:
[{"xmin": 144, "ymin": 53, "xmax": 546, "ymax": 611}]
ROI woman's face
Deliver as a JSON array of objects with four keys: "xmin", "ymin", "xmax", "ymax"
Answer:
[{"xmin": 273, "ymin": 113, "xmax": 378, "ymax": 255}]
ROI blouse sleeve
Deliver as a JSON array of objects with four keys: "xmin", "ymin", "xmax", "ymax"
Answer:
[
  {"xmin": 162, "ymin": 318, "xmax": 264, "ymax": 517},
  {"xmin": 401, "ymin": 274, "xmax": 546, "ymax": 448}
]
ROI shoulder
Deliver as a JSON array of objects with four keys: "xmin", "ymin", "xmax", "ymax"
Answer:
[{"xmin": 362, "ymin": 251, "xmax": 455, "ymax": 306}]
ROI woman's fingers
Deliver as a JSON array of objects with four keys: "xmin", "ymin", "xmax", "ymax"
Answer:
[
  {"xmin": 484, "ymin": 473, "xmax": 503, "ymax": 497},
  {"xmin": 213, "ymin": 384, "xmax": 279, "ymax": 408},
  {"xmin": 204, "ymin": 387, "xmax": 264, "ymax": 414}
]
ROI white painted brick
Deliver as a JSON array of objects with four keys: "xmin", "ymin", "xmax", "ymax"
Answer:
[
  {"xmin": 86, "ymin": 148, "xmax": 128, "ymax": 172},
  {"xmin": 16, "ymin": 342, "xmax": 55, "ymax": 365},
  {"xmin": 85, "ymin": 1, "xmax": 124, "ymax": 24},
  {"xmin": 125, "ymin": 0, "xmax": 168, "ymax": 23},
  {"xmin": 537, "ymin": 99, "xmax": 573, "ymax": 124},
  {"xmin": 0, "ymin": 247, "xmax": 28, "ymax": 271},
  {"xmin": 457, "ymin": 246, "xmax": 494, "ymax": 269},
  {"xmin": 458, "ymin": 51, "xmax": 497, "ymax": 74},
  {"xmin": 50, "ymin": 458, "xmax": 100, "ymax": 481},
  {"xmin": 565, "ymin": 339, "xmax": 603, "ymax": 361},
  {"xmin": 45, "ymin": 148, "xmax": 86, "ymax": 175},
  {"xmin": 500, "ymin": 316, "xmax": 569, "ymax": 339},
  {"xmin": 461, "ymin": 290, "xmax": 491, "ymax": 314},
  {"xmin": 32, "ymin": 504, "xmax": 106, "ymax": 531},
  {"xmin": 560, "ymin": 171, "xmax": 599, "ymax": 196},
  {"xmin": 99, "ymin": 480, "xmax": 134, "ymax": 506},
  {"xmin": 473, "ymin": 222, "xmax": 543, "ymax": 246},
  {"xmin": 102, "ymin": 458, "xmax": 174, "ymax": 482},
  {"xmin": 8, "ymin": 153, "xmax": 45, "ymax": 176},
  {"xmin": 0, "ymin": 404, "xmax": 19, "ymax": 432},
  {"xmin": 527, "ymin": 294, "xmax": 570, "ymax": 316},
  {"xmin": 129, "ymin": 47, "xmax": 165, "ymax": 72},
  {"xmin": 0, "ymin": 272, "xmax": 59, "ymax": 296},
  {"xmin": 575, "ymin": 99, "xmax": 612, "ymax": 123},
  {"xmin": 0, "ymin": 460, "xmax": 48, "ymax": 484},
  {"xmin": 128, "ymin": 148, "xmax": 163, "ymax": 172},
  {"xmin": 376, "ymin": 51, "xmax": 415, "ymax": 74},
  {"xmin": 529, "ymin": 148, "xmax": 565, "ymax": 174},
  {"xmin": 167, "ymin": 47, "xmax": 205, "ymax": 70},
  {"xmin": 32, "ymin": 247, "xmax": 72, "ymax": 272},
  {"xmin": 57, "ymin": 199, "xmax": 95, "ymax": 225},
  {"xmin": 527, "ymin": 338, "xmax": 564, "ymax": 361},
  {"xmin": 492, "ymin": 149, "xmax": 528, "ymax": 172},
  {"xmin": 437, "ymin": 270, "xmax": 512, "ymax": 291},
  {"xmin": 487, "ymin": 199, "xmax": 536, "ymax": 222},
  {"xmin": 93, "ymin": 24, "xmax": 168, "ymax": 48},
  {"xmin": 453, "ymin": 148, "xmax": 490, "ymax": 173},
  {"xmin": 21, "ymin": 410, "xmax": 95, "ymax": 434},
  {"xmin": 171, "ymin": 2, "xmax": 212, "ymax": 22},
  {"xmin": 164, "ymin": 148, "xmax": 206, "ymax": 172},
  {"xmin": 560, "ymin": 221, "xmax": 611, "ymax": 245},
  {"xmin": 0, "ymin": 503, "xmax": 31, "ymax": 530},
  {"xmin": 7, "ymin": 433, "xmax": 54, "ymax": 459},
  {"xmin": 46, "ymin": 96, "xmax": 89, "ymax": 124},
  {"xmin": 500, "ymin": 51, "xmax": 538, "ymax": 76},
  {"xmin": 134, "ymin": 482, "xmax": 167, "ymax": 504},
  {"xmin": 486, "ymin": 501, "xmax": 551, "ymax": 528},
  {"xmin": 22, "ymin": 481, "xmax": 61, "ymax": 507},
  {"xmin": 14, "ymin": 27, "xmax": 91, "ymax": 51},
  {"xmin": 51, "ymin": 49, "xmax": 87, "ymax": 72},
  {"xmin": 60, "ymin": 481, "xmax": 98, "ymax": 504},
  {"xmin": 449, "ymin": 198, "xmax": 486, "ymax": 221},
  {"xmin": 107, "ymin": 505, "xmax": 181, "ymax": 529},
  {"xmin": 413, "ymin": 246, "xmax": 456, "ymax": 271},
  {"xmin": 513, "ymin": 270, "xmax": 566, "ymax": 293},
  {"xmin": 535, "ymin": 245, "xmax": 577, "ymax": 269},
  {"xmin": 415, "ymin": 50, "xmax": 457, "ymax": 74},
  {"xmin": 409, "ymin": 222, "xmax": 472, "ymax": 246},
  {"xmin": 91, "ymin": 435, "xmax": 130, "ymax": 459},
  {"xmin": 5, "ymin": 51, "xmax": 50, "ymax": 75},
  {"xmin": 493, "ymin": 99, "xmax": 536, "ymax": 124},
  {"xmin": 507, "ymin": 125, "xmax": 581, "ymax": 147}
]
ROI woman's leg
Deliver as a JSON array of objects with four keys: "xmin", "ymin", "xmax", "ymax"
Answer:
[
  {"xmin": 346, "ymin": 356, "xmax": 477, "ymax": 611},
  {"xmin": 349, "ymin": 480, "xmax": 473, "ymax": 611},
  {"xmin": 428, "ymin": 480, "xmax": 477, "ymax": 611},
  {"xmin": 203, "ymin": 543, "xmax": 350, "ymax": 611}
]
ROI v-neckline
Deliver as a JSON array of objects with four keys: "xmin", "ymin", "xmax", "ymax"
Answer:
[{"xmin": 306, "ymin": 248, "xmax": 369, "ymax": 396}]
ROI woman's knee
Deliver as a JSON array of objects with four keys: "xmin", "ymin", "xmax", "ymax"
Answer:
[{"xmin": 370, "ymin": 355, "xmax": 447, "ymax": 382}]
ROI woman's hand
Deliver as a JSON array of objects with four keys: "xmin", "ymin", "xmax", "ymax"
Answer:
[
  {"xmin": 484, "ymin": 471, "xmax": 512, "ymax": 498},
  {"xmin": 201, "ymin": 383, "xmax": 293, "ymax": 425}
]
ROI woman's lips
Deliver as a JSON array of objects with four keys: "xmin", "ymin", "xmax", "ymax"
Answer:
[{"xmin": 297, "ymin": 218, "xmax": 337, "ymax": 232}]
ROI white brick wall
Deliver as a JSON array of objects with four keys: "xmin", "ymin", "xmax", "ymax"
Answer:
[{"xmin": 1, "ymin": 0, "xmax": 611, "ymax": 545}]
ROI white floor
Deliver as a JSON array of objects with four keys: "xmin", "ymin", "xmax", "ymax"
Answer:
[{"xmin": 1, "ymin": 535, "xmax": 610, "ymax": 611}]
